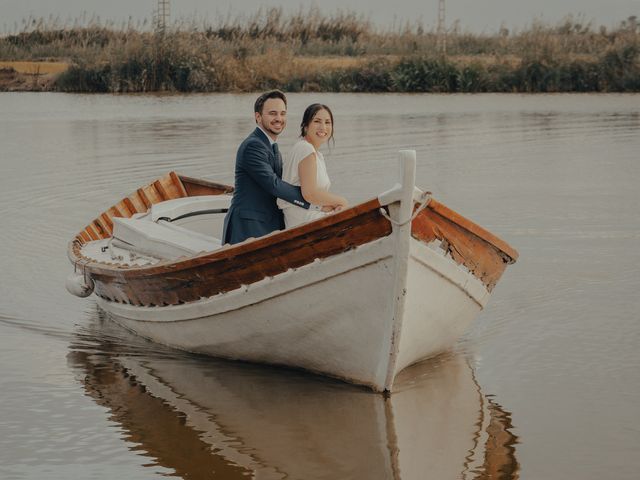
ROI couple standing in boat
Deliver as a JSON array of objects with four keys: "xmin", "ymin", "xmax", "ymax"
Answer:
[{"xmin": 222, "ymin": 90, "xmax": 348, "ymax": 245}]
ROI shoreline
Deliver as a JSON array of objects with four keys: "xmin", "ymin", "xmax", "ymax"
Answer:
[
  {"xmin": 2, "ymin": 14, "xmax": 638, "ymax": 94},
  {"xmin": 2, "ymin": 55, "xmax": 639, "ymax": 94}
]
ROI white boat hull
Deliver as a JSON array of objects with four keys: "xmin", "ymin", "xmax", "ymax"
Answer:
[{"xmin": 98, "ymin": 232, "xmax": 490, "ymax": 392}]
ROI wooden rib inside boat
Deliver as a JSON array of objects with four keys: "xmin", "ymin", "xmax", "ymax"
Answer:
[{"xmin": 66, "ymin": 151, "xmax": 518, "ymax": 392}]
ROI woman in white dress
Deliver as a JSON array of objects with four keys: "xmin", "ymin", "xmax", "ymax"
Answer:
[{"xmin": 278, "ymin": 104, "xmax": 348, "ymax": 228}]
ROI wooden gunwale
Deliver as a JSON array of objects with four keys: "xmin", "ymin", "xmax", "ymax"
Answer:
[
  {"xmin": 426, "ymin": 199, "xmax": 518, "ymax": 262},
  {"xmin": 411, "ymin": 200, "xmax": 518, "ymax": 291},
  {"xmin": 84, "ymin": 198, "xmax": 384, "ymax": 276},
  {"xmin": 88, "ymin": 199, "xmax": 392, "ymax": 306},
  {"xmin": 179, "ymin": 175, "xmax": 234, "ymax": 197}
]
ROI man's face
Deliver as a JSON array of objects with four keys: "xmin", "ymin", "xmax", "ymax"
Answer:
[{"xmin": 256, "ymin": 98, "xmax": 287, "ymax": 139}]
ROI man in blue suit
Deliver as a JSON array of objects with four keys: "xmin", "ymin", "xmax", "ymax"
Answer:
[{"xmin": 222, "ymin": 90, "xmax": 314, "ymax": 244}]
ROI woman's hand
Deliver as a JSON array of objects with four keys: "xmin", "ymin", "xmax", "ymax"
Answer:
[{"xmin": 333, "ymin": 196, "xmax": 348, "ymax": 211}]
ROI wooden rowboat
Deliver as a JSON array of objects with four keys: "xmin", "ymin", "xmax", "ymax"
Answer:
[{"xmin": 66, "ymin": 151, "xmax": 518, "ymax": 392}]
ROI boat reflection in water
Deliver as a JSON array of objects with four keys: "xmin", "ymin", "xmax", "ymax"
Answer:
[{"xmin": 68, "ymin": 317, "xmax": 519, "ymax": 480}]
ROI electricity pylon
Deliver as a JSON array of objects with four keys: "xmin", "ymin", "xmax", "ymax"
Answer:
[
  {"xmin": 436, "ymin": 0, "xmax": 446, "ymax": 56},
  {"xmin": 155, "ymin": 0, "xmax": 170, "ymax": 34}
]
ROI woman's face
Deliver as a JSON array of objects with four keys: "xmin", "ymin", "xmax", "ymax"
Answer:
[{"xmin": 305, "ymin": 109, "xmax": 332, "ymax": 146}]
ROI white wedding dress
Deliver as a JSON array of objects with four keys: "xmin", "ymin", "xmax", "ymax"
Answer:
[{"xmin": 277, "ymin": 140, "xmax": 331, "ymax": 228}]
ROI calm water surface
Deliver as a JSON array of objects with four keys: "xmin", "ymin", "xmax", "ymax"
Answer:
[{"xmin": 0, "ymin": 93, "xmax": 638, "ymax": 479}]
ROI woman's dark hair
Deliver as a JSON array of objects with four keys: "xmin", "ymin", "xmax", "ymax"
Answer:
[
  {"xmin": 300, "ymin": 103, "xmax": 334, "ymax": 144},
  {"xmin": 254, "ymin": 90, "xmax": 287, "ymax": 114}
]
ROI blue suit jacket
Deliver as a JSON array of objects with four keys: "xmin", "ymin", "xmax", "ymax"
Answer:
[{"xmin": 222, "ymin": 128, "xmax": 310, "ymax": 244}]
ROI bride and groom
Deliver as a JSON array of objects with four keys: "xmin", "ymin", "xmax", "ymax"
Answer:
[{"xmin": 222, "ymin": 90, "xmax": 348, "ymax": 245}]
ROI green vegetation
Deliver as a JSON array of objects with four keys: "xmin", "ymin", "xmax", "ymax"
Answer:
[{"xmin": 1, "ymin": 9, "xmax": 639, "ymax": 92}]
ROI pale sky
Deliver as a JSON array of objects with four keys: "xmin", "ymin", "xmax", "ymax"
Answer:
[{"xmin": 2, "ymin": 0, "xmax": 639, "ymax": 33}]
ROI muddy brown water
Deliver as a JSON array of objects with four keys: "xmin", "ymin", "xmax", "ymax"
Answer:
[{"xmin": 0, "ymin": 93, "xmax": 638, "ymax": 479}]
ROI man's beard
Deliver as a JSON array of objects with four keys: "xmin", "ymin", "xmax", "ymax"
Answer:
[{"xmin": 261, "ymin": 119, "xmax": 284, "ymax": 137}]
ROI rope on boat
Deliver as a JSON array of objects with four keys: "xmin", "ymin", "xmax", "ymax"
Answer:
[
  {"xmin": 379, "ymin": 191, "xmax": 432, "ymax": 227},
  {"xmin": 73, "ymin": 258, "xmax": 91, "ymax": 286}
]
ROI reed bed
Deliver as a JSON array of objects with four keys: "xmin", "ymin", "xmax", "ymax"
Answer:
[{"xmin": 1, "ymin": 9, "xmax": 638, "ymax": 92}]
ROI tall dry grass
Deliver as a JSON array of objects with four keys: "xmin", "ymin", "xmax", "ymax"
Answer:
[{"xmin": 1, "ymin": 9, "xmax": 638, "ymax": 92}]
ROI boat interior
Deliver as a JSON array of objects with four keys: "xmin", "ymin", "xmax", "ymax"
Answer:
[
  {"xmin": 69, "ymin": 170, "xmax": 518, "ymax": 294},
  {"xmin": 72, "ymin": 172, "xmax": 233, "ymax": 266}
]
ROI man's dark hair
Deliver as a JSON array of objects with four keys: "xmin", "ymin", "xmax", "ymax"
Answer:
[{"xmin": 254, "ymin": 90, "xmax": 287, "ymax": 115}]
